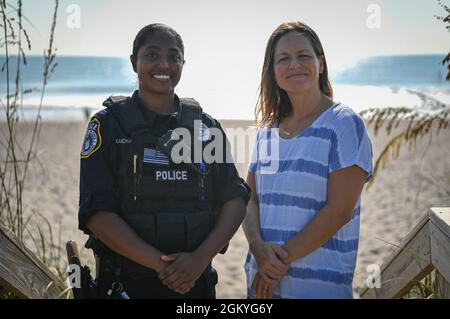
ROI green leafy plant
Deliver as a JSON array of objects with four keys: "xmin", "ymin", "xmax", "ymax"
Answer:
[{"xmin": 403, "ymin": 270, "xmax": 440, "ymax": 299}]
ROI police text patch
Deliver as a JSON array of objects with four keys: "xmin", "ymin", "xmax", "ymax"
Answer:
[
  {"xmin": 155, "ymin": 170, "xmax": 188, "ymax": 181},
  {"xmin": 81, "ymin": 118, "xmax": 102, "ymax": 158}
]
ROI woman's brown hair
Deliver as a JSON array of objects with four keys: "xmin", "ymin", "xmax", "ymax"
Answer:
[{"xmin": 255, "ymin": 21, "xmax": 333, "ymax": 127}]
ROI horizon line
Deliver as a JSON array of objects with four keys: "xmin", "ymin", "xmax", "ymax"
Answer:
[{"xmin": 0, "ymin": 52, "xmax": 448, "ymax": 60}]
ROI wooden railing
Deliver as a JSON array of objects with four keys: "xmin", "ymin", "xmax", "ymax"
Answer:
[
  {"xmin": 361, "ymin": 207, "xmax": 450, "ymax": 299},
  {"xmin": 1, "ymin": 207, "xmax": 448, "ymax": 299},
  {"xmin": 0, "ymin": 222, "xmax": 66, "ymax": 299}
]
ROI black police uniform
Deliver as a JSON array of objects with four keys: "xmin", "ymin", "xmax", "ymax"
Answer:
[{"xmin": 78, "ymin": 91, "xmax": 250, "ymax": 299}]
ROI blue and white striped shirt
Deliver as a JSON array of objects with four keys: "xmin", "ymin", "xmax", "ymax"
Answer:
[{"xmin": 245, "ymin": 102, "xmax": 373, "ymax": 299}]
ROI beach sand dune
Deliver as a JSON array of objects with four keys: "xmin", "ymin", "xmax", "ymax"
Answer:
[{"xmin": 1, "ymin": 118, "xmax": 449, "ymax": 298}]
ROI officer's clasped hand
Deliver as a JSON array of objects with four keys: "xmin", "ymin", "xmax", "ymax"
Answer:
[{"xmin": 158, "ymin": 252, "xmax": 209, "ymax": 295}]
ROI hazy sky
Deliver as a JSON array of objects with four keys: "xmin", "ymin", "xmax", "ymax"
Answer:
[
  {"xmin": 10, "ymin": 0, "xmax": 450, "ymax": 118},
  {"xmin": 21, "ymin": 0, "xmax": 449, "ymax": 59}
]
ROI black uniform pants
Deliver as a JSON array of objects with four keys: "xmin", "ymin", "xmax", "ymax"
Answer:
[{"xmin": 97, "ymin": 261, "xmax": 218, "ymax": 299}]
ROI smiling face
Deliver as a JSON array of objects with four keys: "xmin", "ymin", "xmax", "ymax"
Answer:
[
  {"xmin": 131, "ymin": 31, "xmax": 184, "ymax": 95},
  {"xmin": 273, "ymin": 31, "xmax": 324, "ymax": 96}
]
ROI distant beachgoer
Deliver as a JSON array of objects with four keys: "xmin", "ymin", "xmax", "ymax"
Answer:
[
  {"xmin": 78, "ymin": 23, "xmax": 250, "ymax": 298},
  {"xmin": 243, "ymin": 21, "xmax": 373, "ymax": 299},
  {"xmin": 82, "ymin": 107, "xmax": 90, "ymax": 121}
]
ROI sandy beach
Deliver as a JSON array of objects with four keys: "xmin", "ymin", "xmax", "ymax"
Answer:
[{"xmin": 2, "ymin": 116, "xmax": 450, "ymax": 298}]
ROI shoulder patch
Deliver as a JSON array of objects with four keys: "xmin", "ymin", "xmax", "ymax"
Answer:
[{"xmin": 81, "ymin": 118, "xmax": 102, "ymax": 158}]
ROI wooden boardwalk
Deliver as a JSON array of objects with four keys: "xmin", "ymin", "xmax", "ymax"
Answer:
[{"xmin": 361, "ymin": 207, "xmax": 450, "ymax": 299}]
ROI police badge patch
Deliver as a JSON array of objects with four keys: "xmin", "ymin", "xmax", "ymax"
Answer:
[{"xmin": 81, "ymin": 118, "xmax": 102, "ymax": 158}]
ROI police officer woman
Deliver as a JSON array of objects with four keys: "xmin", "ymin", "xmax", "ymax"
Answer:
[{"xmin": 78, "ymin": 23, "xmax": 250, "ymax": 299}]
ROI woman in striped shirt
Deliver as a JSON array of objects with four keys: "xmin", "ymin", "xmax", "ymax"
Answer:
[{"xmin": 243, "ymin": 21, "xmax": 373, "ymax": 299}]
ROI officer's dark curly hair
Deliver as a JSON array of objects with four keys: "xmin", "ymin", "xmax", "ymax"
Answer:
[{"xmin": 132, "ymin": 23, "xmax": 184, "ymax": 57}]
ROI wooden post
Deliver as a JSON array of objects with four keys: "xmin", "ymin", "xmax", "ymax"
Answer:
[
  {"xmin": 0, "ymin": 222, "xmax": 67, "ymax": 299},
  {"xmin": 429, "ymin": 208, "xmax": 450, "ymax": 283},
  {"xmin": 430, "ymin": 208, "xmax": 450, "ymax": 299},
  {"xmin": 360, "ymin": 207, "xmax": 450, "ymax": 299},
  {"xmin": 360, "ymin": 214, "xmax": 432, "ymax": 298},
  {"xmin": 436, "ymin": 272, "xmax": 450, "ymax": 299}
]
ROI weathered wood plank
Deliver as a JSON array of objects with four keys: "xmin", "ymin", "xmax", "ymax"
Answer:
[
  {"xmin": 361, "ymin": 207, "xmax": 450, "ymax": 299},
  {"xmin": 379, "ymin": 214, "xmax": 429, "ymax": 274},
  {"xmin": 0, "ymin": 222, "xmax": 66, "ymax": 299},
  {"xmin": 361, "ymin": 219, "xmax": 432, "ymax": 299},
  {"xmin": 436, "ymin": 272, "xmax": 450, "ymax": 299},
  {"xmin": 358, "ymin": 285, "xmax": 377, "ymax": 299},
  {"xmin": 429, "ymin": 207, "xmax": 450, "ymax": 238},
  {"xmin": 430, "ymin": 207, "xmax": 450, "ymax": 299},
  {"xmin": 430, "ymin": 222, "xmax": 450, "ymax": 284},
  {"xmin": 380, "ymin": 223, "xmax": 433, "ymax": 298}
]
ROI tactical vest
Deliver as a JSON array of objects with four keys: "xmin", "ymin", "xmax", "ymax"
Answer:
[{"xmin": 101, "ymin": 95, "xmax": 220, "ymax": 277}]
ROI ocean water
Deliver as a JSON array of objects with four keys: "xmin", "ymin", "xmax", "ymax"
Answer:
[
  {"xmin": 0, "ymin": 54, "xmax": 449, "ymax": 120},
  {"xmin": 333, "ymin": 55, "xmax": 448, "ymax": 87},
  {"xmin": 0, "ymin": 56, "xmax": 135, "ymax": 120}
]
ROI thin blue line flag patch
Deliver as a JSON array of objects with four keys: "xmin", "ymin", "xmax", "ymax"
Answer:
[{"xmin": 144, "ymin": 148, "xmax": 169, "ymax": 165}]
